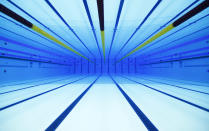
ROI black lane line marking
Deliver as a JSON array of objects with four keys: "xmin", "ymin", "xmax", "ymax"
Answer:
[
  {"xmin": 97, "ymin": 0, "xmax": 104, "ymax": 31},
  {"xmin": 0, "ymin": 76, "xmax": 73, "ymax": 95},
  {"xmin": 121, "ymin": 76, "xmax": 209, "ymax": 113},
  {"xmin": 173, "ymin": 0, "xmax": 209, "ymax": 27},
  {"xmin": 110, "ymin": 75, "xmax": 158, "ymax": 131},
  {"xmin": 45, "ymin": 75, "xmax": 101, "ymax": 131},
  {"xmin": 138, "ymin": 77, "xmax": 209, "ymax": 95},
  {"xmin": 0, "ymin": 3, "xmax": 32, "ymax": 28},
  {"xmin": 0, "ymin": 76, "xmax": 88, "ymax": 111}
]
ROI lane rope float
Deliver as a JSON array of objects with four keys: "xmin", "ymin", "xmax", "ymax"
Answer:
[
  {"xmin": 118, "ymin": 0, "xmax": 209, "ymax": 62},
  {"xmin": 0, "ymin": 4, "xmax": 91, "ymax": 62},
  {"xmin": 97, "ymin": 0, "xmax": 105, "ymax": 61}
]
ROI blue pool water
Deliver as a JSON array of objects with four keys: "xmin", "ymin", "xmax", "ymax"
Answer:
[{"xmin": 0, "ymin": 0, "xmax": 209, "ymax": 130}]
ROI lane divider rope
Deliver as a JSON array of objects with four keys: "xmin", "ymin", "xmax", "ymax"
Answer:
[
  {"xmin": 7, "ymin": 0, "xmax": 86, "ymax": 57},
  {"xmin": 97, "ymin": 0, "xmax": 105, "ymax": 61},
  {"xmin": 118, "ymin": 0, "xmax": 209, "ymax": 62},
  {"xmin": 0, "ymin": 4, "xmax": 91, "ymax": 62}
]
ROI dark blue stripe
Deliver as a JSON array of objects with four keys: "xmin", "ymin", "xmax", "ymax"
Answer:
[
  {"xmin": 114, "ymin": 0, "xmax": 162, "ymax": 59},
  {"xmin": 0, "ymin": 46, "xmax": 66, "ymax": 63},
  {"xmin": 122, "ymin": 76, "xmax": 209, "ymax": 113},
  {"xmin": 82, "ymin": 0, "xmax": 102, "ymax": 59},
  {"xmin": 0, "ymin": 77, "xmax": 72, "ymax": 95},
  {"xmin": 139, "ymin": 77, "xmax": 209, "ymax": 95},
  {"xmin": 0, "ymin": 53, "xmax": 70, "ymax": 66},
  {"xmin": 7, "ymin": 0, "xmax": 85, "ymax": 56},
  {"xmin": 135, "ymin": 77, "xmax": 209, "ymax": 88},
  {"xmin": 110, "ymin": 75, "xmax": 158, "ymax": 131},
  {"xmin": 0, "ymin": 27, "xmax": 65, "ymax": 54},
  {"xmin": 142, "ymin": 46, "xmax": 209, "ymax": 62},
  {"xmin": 141, "ymin": 53, "xmax": 209, "ymax": 65},
  {"xmin": 44, "ymin": 0, "xmax": 95, "ymax": 58},
  {"xmin": 0, "ymin": 76, "xmax": 88, "ymax": 111},
  {"xmin": 45, "ymin": 75, "xmax": 100, "ymax": 130},
  {"xmin": 108, "ymin": 0, "xmax": 125, "ymax": 59},
  {"xmin": 0, "ymin": 36, "xmax": 67, "ymax": 59},
  {"xmin": 0, "ymin": 46, "xmax": 39, "ymax": 56},
  {"xmin": 165, "ymin": 79, "xmax": 209, "ymax": 88},
  {"xmin": 0, "ymin": 65, "xmax": 27, "ymax": 68}
]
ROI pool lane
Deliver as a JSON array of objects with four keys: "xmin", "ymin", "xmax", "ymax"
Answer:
[
  {"xmin": 113, "ymin": 76, "xmax": 209, "ymax": 131},
  {"xmin": 124, "ymin": 75, "xmax": 209, "ymax": 109},
  {"xmin": 137, "ymin": 76, "xmax": 209, "ymax": 95},
  {"xmin": 137, "ymin": 75, "xmax": 209, "ymax": 89},
  {"xmin": 0, "ymin": 74, "xmax": 71, "ymax": 88},
  {"xmin": 0, "ymin": 75, "xmax": 74, "ymax": 95},
  {"xmin": 110, "ymin": 75, "xmax": 158, "ymax": 131},
  {"xmin": 46, "ymin": 75, "xmax": 101, "ymax": 130},
  {"xmin": 56, "ymin": 75, "xmax": 147, "ymax": 131},
  {"xmin": 0, "ymin": 75, "xmax": 86, "ymax": 108},
  {"xmin": 0, "ymin": 75, "xmax": 97, "ymax": 131},
  {"xmin": 1, "ymin": 74, "xmax": 208, "ymax": 131}
]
